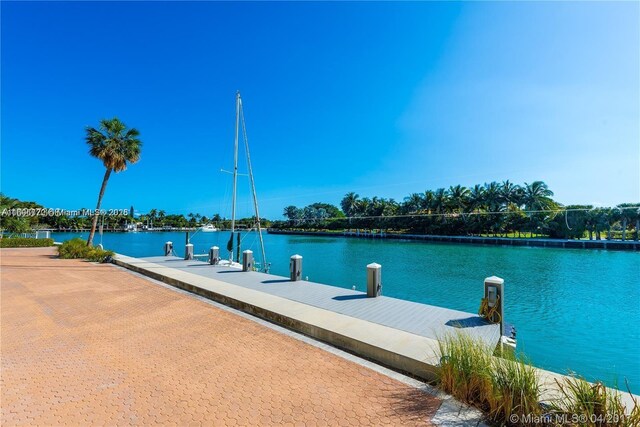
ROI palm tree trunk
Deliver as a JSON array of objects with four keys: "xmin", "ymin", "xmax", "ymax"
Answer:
[
  {"xmin": 622, "ymin": 218, "xmax": 627, "ymax": 241},
  {"xmin": 87, "ymin": 168, "xmax": 112, "ymax": 246}
]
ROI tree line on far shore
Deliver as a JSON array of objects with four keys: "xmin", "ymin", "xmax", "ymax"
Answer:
[
  {"xmin": 0, "ymin": 194, "xmax": 267, "ymax": 233},
  {"xmin": 274, "ymin": 181, "xmax": 640, "ymax": 241}
]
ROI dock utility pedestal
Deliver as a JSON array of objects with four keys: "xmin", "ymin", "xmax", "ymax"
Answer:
[
  {"xmin": 164, "ymin": 242, "xmax": 173, "ymax": 256},
  {"xmin": 185, "ymin": 244, "xmax": 194, "ymax": 261},
  {"xmin": 290, "ymin": 255, "xmax": 302, "ymax": 281},
  {"xmin": 483, "ymin": 276, "xmax": 505, "ymax": 335},
  {"xmin": 367, "ymin": 263, "xmax": 382, "ymax": 297},
  {"xmin": 209, "ymin": 246, "xmax": 219, "ymax": 265},
  {"xmin": 243, "ymin": 250, "xmax": 253, "ymax": 272}
]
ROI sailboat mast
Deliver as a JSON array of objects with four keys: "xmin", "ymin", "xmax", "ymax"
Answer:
[
  {"xmin": 238, "ymin": 97, "xmax": 268, "ymax": 272},
  {"xmin": 230, "ymin": 91, "xmax": 240, "ymax": 260}
]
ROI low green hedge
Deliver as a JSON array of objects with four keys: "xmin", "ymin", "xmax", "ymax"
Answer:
[
  {"xmin": 0, "ymin": 237, "xmax": 54, "ymax": 248},
  {"xmin": 58, "ymin": 238, "xmax": 114, "ymax": 262}
]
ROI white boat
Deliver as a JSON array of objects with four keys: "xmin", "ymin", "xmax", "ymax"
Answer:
[
  {"xmin": 199, "ymin": 224, "xmax": 218, "ymax": 232},
  {"xmin": 220, "ymin": 92, "xmax": 269, "ymax": 272}
]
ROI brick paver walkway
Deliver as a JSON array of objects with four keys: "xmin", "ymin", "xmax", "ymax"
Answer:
[{"xmin": 1, "ymin": 248, "xmax": 441, "ymax": 426}]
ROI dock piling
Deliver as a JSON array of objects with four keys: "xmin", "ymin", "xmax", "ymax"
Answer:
[
  {"xmin": 164, "ymin": 241, "xmax": 173, "ymax": 256},
  {"xmin": 243, "ymin": 250, "xmax": 254, "ymax": 271},
  {"xmin": 209, "ymin": 246, "xmax": 219, "ymax": 265},
  {"xmin": 290, "ymin": 255, "xmax": 303, "ymax": 281},
  {"xmin": 367, "ymin": 263, "xmax": 382, "ymax": 297},
  {"xmin": 185, "ymin": 243, "xmax": 194, "ymax": 260}
]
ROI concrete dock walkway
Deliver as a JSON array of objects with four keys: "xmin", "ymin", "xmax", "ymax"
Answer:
[
  {"xmin": 1, "ymin": 248, "xmax": 446, "ymax": 426},
  {"xmin": 114, "ymin": 254, "xmax": 501, "ymax": 383}
]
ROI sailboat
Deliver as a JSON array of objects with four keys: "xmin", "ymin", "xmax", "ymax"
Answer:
[{"xmin": 217, "ymin": 92, "xmax": 269, "ymax": 272}]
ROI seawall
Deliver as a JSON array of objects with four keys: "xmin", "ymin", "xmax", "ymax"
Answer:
[{"xmin": 267, "ymin": 230, "xmax": 640, "ymax": 251}]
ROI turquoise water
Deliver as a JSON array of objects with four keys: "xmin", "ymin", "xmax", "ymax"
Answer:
[{"xmin": 53, "ymin": 231, "xmax": 640, "ymax": 391}]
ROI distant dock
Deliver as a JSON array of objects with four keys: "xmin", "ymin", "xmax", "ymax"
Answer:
[{"xmin": 268, "ymin": 229, "xmax": 640, "ymax": 251}]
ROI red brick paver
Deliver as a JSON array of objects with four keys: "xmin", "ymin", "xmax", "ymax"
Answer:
[{"xmin": 1, "ymin": 248, "xmax": 440, "ymax": 426}]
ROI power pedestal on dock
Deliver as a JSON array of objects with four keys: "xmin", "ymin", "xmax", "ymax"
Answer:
[
  {"xmin": 290, "ymin": 255, "xmax": 302, "ymax": 281},
  {"xmin": 243, "ymin": 250, "xmax": 253, "ymax": 272},
  {"xmin": 367, "ymin": 263, "xmax": 382, "ymax": 297},
  {"xmin": 164, "ymin": 241, "xmax": 173, "ymax": 256},
  {"xmin": 209, "ymin": 246, "xmax": 219, "ymax": 265},
  {"xmin": 484, "ymin": 276, "xmax": 505, "ymax": 335},
  {"xmin": 185, "ymin": 244, "xmax": 194, "ymax": 260}
]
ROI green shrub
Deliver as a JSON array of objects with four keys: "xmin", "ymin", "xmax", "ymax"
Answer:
[
  {"xmin": 57, "ymin": 238, "xmax": 114, "ymax": 262},
  {"xmin": 0, "ymin": 237, "xmax": 54, "ymax": 248}
]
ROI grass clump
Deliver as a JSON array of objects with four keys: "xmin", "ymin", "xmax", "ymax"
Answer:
[
  {"xmin": 58, "ymin": 238, "xmax": 114, "ymax": 262},
  {"xmin": 0, "ymin": 237, "xmax": 54, "ymax": 248},
  {"xmin": 489, "ymin": 354, "xmax": 541, "ymax": 424},
  {"xmin": 438, "ymin": 332, "xmax": 494, "ymax": 407},
  {"xmin": 550, "ymin": 376, "xmax": 639, "ymax": 426},
  {"xmin": 437, "ymin": 333, "xmax": 639, "ymax": 426},
  {"xmin": 438, "ymin": 332, "xmax": 541, "ymax": 426}
]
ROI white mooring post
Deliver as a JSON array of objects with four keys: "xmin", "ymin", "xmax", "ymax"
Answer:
[
  {"xmin": 185, "ymin": 243, "xmax": 194, "ymax": 260},
  {"xmin": 243, "ymin": 250, "xmax": 254, "ymax": 271},
  {"xmin": 367, "ymin": 263, "xmax": 382, "ymax": 297},
  {"xmin": 290, "ymin": 255, "xmax": 302, "ymax": 281},
  {"xmin": 209, "ymin": 246, "xmax": 219, "ymax": 265},
  {"xmin": 164, "ymin": 241, "xmax": 173, "ymax": 256},
  {"xmin": 484, "ymin": 276, "xmax": 505, "ymax": 336}
]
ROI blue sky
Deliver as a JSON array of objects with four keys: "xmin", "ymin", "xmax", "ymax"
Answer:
[{"xmin": 2, "ymin": 1, "xmax": 638, "ymax": 219}]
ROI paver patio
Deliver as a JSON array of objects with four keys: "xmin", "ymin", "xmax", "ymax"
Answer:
[{"xmin": 1, "ymin": 248, "xmax": 441, "ymax": 426}]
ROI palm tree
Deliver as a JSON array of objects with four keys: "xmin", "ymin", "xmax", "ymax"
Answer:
[
  {"xmin": 283, "ymin": 206, "xmax": 300, "ymax": 223},
  {"xmin": 403, "ymin": 193, "xmax": 423, "ymax": 213},
  {"xmin": 447, "ymin": 185, "xmax": 470, "ymax": 214},
  {"xmin": 522, "ymin": 181, "xmax": 554, "ymax": 237},
  {"xmin": 85, "ymin": 117, "xmax": 142, "ymax": 246},
  {"xmin": 381, "ymin": 199, "xmax": 399, "ymax": 217},
  {"xmin": 433, "ymin": 188, "xmax": 447, "ymax": 214},
  {"xmin": 357, "ymin": 198, "xmax": 371, "ymax": 217},
  {"xmin": 483, "ymin": 182, "xmax": 501, "ymax": 212},
  {"xmin": 148, "ymin": 209, "xmax": 157, "ymax": 227},
  {"xmin": 522, "ymin": 181, "xmax": 554, "ymax": 211},
  {"xmin": 615, "ymin": 204, "xmax": 640, "ymax": 241},
  {"xmin": 340, "ymin": 192, "xmax": 360, "ymax": 218},
  {"xmin": 500, "ymin": 180, "xmax": 521, "ymax": 207},
  {"xmin": 469, "ymin": 185, "xmax": 485, "ymax": 213},
  {"xmin": 423, "ymin": 190, "xmax": 435, "ymax": 213}
]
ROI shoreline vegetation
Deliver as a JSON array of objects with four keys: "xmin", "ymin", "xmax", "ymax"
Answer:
[
  {"xmin": 273, "ymin": 181, "xmax": 640, "ymax": 242},
  {"xmin": 437, "ymin": 333, "xmax": 639, "ymax": 426},
  {"xmin": 2, "ymin": 180, "xmax": 639, "ymax": 243}
]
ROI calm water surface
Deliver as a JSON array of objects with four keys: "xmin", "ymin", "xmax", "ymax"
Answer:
[{"xmin": 53, "ymin": 231, "xmax": 640, "ymax": 391}]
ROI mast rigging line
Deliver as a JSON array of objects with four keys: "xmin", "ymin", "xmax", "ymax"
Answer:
[
  {"xmin": 239, "ymin": 95, "xmax": 268, "ymax": 271},
  {"xmin": 224, "ymin": 91, "xmax": 268, "ymax": 272}
]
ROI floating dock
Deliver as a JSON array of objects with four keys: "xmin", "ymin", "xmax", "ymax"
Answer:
[{"xmin": 114, "ymin": 254, "xmax": 501, "ymax": 380}]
